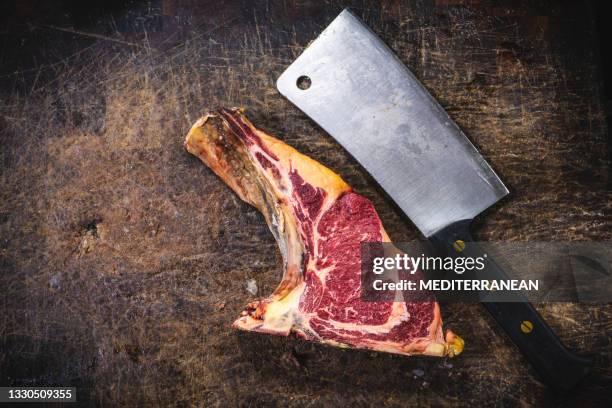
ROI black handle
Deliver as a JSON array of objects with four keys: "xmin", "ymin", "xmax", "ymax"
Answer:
[{"xmin": 431, "ymin": 220, "xmax": 592, "ymax": 391}]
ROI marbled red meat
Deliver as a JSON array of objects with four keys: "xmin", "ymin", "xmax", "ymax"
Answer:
[{"xmin": 184, "ymin": 108, "xmax": 463, "ymax": 357}]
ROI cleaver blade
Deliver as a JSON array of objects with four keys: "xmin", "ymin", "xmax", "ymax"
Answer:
[
  {"xmin": 277, "ymin": 8, "xmax": 592, "ymax": 391},
  {"xmin": 276, "ymin": 9, "xmax": 508, "ymax": 238}
]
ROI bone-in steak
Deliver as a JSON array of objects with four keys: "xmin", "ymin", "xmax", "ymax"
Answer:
[{"xmin": 184, "ymin": 108, "xmax": 462, "ymax": 357}]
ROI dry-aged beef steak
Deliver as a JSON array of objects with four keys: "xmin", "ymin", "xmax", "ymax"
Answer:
[{"xmin": 184, "ymin": 108, "xmax": 463, "ymax": 357}]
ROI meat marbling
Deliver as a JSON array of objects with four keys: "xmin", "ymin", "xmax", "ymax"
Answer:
[{"xmin": 184, "ymin": 107, "xmax": 463, "ymax": 357}]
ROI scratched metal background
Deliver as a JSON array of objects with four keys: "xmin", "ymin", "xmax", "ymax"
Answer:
[{"xmin": 0, "ymin": 0, "xmax": 610, "ymax": 406}]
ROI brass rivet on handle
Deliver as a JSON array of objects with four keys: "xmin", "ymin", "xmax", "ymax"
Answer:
[
  {"xmin": 453, "ymin": 239, "xmax": 466, "ymax": 252},
  {"xmin": 520, "ymin": 320, "xmax": 534, "ymax": 334}
]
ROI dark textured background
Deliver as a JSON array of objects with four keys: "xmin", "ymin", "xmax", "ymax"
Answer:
[{"xmin": 0, "ymin": 0, "xmax": 610, "ymax": 406}]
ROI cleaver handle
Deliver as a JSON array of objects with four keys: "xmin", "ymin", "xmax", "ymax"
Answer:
[{"xmin": 431, "ymin": 220, "xmax": 592, "ymax": 391}]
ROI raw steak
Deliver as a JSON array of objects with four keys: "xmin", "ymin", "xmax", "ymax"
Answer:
[{"xmin": 184, "ymin": 108, "xmax": 463, "ymax": 357}]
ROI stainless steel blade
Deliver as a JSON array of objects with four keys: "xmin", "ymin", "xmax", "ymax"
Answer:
[{"xmin": 277, "ymin": 9, "xmax": 508, "ymax": 237}]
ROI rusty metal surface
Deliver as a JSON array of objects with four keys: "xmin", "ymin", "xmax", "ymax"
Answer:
[{"xmin": 0, "ymin": 1, "xmax": 610, "ymax": 406}]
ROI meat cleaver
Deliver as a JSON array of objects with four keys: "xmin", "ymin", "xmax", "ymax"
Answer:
[{"xmin": 277, "ymin": 9, "xmax": 591, "ymax": 390}]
